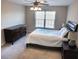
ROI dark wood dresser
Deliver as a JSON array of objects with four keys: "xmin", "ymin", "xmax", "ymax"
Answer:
[
  {"xmin": 62, "ymin": 41, "xmax": 78, "ymax": 59},
  {"xmin": 4, "ymin": 24, "xmax": 26, "ymax": 44}
]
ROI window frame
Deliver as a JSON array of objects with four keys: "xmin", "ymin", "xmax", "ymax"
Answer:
[{"xmin": 35, "ymin": 11, "xmax": 56, "ymax": 29}]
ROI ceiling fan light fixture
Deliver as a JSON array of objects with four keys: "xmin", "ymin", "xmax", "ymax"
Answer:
[
  {"xmin": 30, "ymin": 7, "xmax": 34, "ymax": 10},
  {"xmin": 30, "ymin": 6, "xmax": 42, "ymax": 11},
  {"xmin": 38, "ymin": 7, "xmax": 42, "ymax": 10}
]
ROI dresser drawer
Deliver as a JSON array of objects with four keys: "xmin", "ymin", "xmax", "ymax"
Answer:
[{"xmin": 4, "ymin": 24, "xmax": 26, "ymax": 44}]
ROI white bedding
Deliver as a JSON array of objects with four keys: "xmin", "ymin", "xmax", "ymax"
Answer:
[{"xmin": 26, "ymin": 29, "xmax": 68, "ymax": 47}]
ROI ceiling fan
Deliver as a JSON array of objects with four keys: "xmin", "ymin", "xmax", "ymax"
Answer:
[
  {"xmin": 25, "ymin": 0, "xmax": 49, "ymax": 6},
  {"xmin": 25, "ymin": 0, "xmax": 49, "ymax": 10}
]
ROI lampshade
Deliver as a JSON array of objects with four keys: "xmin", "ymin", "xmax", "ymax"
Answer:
[{"xmin": 68, "ymin": 32, "xmax": 78, "ymax": 40}]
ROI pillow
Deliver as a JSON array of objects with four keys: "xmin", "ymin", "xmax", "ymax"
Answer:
[{"xmin": 59, "ymin": 27, "xmax": 68, "ymax": 37}]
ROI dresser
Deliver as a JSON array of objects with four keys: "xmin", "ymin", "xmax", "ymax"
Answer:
[{"xmin": 4, "ymin": 24, "xmax": 26, "ymax": 44}]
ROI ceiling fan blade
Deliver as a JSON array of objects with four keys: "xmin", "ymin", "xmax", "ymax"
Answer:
[
  {"xmin": 24, "ymin": 0, "xmax": 33, "ymax": 6},
  {"xmin": 39, "ymin": 3, "xmax": 49, "ymax": 5},
  {"xmin": 24, "ymin": 0, "xmax": 51, "ymax": 6},
  {"xmin": 39, "ymin": 0, "xmax": 47, "ymax": 3}
]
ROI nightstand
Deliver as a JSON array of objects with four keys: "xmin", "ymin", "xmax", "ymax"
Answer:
[{"xmin": 62, "ymin": 41, "xmax": 78, "ymax": 59}]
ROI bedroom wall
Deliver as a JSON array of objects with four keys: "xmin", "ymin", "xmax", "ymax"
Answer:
[
  {"xmin": 25, "ymin": 6, "xmax": 68, "ymax": 33},
  {"xmin": 67, "ymin": 0, "xmax": 78, "ymax": 23},
  {"xmin": 1, "ymin": 0, "xmax": 25, "ymax": 46},
  {"xmin": 67, "ymin": 0, "xmax": 78, "ymax": 46}
]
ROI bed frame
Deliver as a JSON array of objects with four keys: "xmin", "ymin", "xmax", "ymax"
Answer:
[
  {"xmin": 26, "ymin": 43, "xmax": 62, "ymax": 51},
  {"xmin": 26, "ymin": 21, "xmax": 78, "ymax": 50}
]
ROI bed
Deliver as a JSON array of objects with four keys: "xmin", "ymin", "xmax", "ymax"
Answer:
[{"xmin": 26, "ymin": 21, "xmax": 78, "ymax": 48}]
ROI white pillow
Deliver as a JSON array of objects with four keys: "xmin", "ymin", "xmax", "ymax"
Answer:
[{"xmin": 59, "ymin": 27, "xmax": 68, "ymax": 37}]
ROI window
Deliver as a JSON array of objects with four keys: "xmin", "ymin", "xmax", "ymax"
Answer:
[
  {"xmin": 35, "ymin": 11, "xmax": 56, "ymax": 29},
  {"xmin": 35, "ymin": 11, "xmax": 44, "ymax": 27}
]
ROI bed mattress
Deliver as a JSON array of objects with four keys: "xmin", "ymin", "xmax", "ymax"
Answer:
[{"xmin": 26, "ymin": 29, "xmax": 68, "ymax": 47}]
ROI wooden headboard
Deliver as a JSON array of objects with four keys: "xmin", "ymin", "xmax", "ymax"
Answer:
[{"xmin": 66, "ymin": 21, "xmax": 78, "ymax": 32}]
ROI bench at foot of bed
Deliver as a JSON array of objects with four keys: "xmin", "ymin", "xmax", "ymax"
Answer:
[{"xmin": 26, "ymin": 43, "xmax": 62, "ymax": 51}]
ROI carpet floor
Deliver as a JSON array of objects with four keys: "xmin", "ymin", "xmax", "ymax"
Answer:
[{"xmin": 1, "ymin": 36, "xmax": 62, "ymax": 59}]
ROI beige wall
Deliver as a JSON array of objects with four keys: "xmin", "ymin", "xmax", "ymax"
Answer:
[
  {"xmin": 67, "ymin": 0, "xmax": 78, "ymax": 23},
  {"xmin": 67, "ymin": 0, "xmax": 78, "ymax": 46},
  {"xmin": 25, "ymin": 6, "xmax": 35, "ymax": 33},
  {"xmin": 1, "ymin": 0, "xmax": 25, "ymax": 46},
  {"xmin": 25, "ymin": 6, "xmax": 68, "ymax": 32}
]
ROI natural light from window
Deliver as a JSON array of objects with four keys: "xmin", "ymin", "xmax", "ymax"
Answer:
[{"xmin": 35, "ymin": 11, "xmax": 56, "ymax": 29}]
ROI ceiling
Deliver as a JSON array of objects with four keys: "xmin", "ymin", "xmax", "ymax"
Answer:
[{"xmin": 7, "ymin": 0, "xmax": 74, "ymax": 6}]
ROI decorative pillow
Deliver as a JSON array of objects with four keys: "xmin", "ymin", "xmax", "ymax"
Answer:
[{"xmin": 59, "ymin": 27, "xmax": 68, "ymax": 37}]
